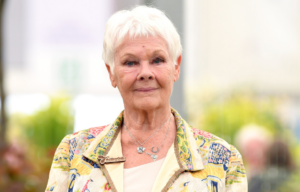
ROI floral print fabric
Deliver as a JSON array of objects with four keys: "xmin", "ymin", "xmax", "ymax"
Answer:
[{"xmin": 46, "ymin": 108, "xmax": 247, "ymax": 192}]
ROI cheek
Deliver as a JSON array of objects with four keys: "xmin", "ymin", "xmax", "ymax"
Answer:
[
  {"xmin": 156, "ymin": 66, "xmax": 175, "ymax": 89},
  {"xmin": 165, "ymin": 66, "xmax": 175, "ymax": 82},
  {"xmin": 115, "ymin": 69, "xmax": 136, "ymax": 90}
]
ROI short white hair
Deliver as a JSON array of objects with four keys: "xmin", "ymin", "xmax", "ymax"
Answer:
[{"xmin": 102, "ymin": 5, "xmax": 182, "ymax": 71}]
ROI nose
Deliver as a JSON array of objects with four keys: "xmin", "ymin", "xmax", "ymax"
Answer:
[{"xmin": 137, "ymin": 62, "xmax": 154, "ymax": 81}]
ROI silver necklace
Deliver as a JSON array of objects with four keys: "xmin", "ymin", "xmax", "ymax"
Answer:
[
  {"xmin": 124, "ymin": 113, "xmax": 172, "ymax": 154},
  {"xmin": 146, "ymin": 115, "xmax": 171, "ymax": 161}
]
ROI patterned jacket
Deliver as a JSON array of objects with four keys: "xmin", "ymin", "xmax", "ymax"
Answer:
[{"xmin": 46, "ymin": 108, "xmax": 247, "ymax": 192}]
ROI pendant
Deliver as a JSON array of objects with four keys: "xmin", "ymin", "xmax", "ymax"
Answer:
[
  {"xmin": 146, "ymin": 152, "xmax": 158, "ymax": 161},
  {"xmin": 151, "ymin": 147, "xmax": 160, "ymax": 153},
  {"xmin": 150, "ymin": 154, "xmax": 158, "ymax": 161},
  {"xmin": 137, "ymin": 146, "xmax": 145, "ymax": 154}
]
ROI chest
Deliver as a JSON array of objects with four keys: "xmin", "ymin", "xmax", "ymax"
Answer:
[
  {"xmin": 121, "ymin": 128, "xmax": 176, "ymax": 168},
  {"xmin": 66, "ymin": 160, "xmax": 226, "ymax": 192}
]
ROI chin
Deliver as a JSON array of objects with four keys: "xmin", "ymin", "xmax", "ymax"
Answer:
[{"xmin": 134, "ymin": 99, "xmax": 161, "ymax": 110}]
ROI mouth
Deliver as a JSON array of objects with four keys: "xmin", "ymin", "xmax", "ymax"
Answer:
[{"xmin": 134, "ymin": 87, "xmax": 158, "ymax": 92}]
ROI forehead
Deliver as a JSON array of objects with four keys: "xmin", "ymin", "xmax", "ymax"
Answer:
[{"xmin": 115, "ymin": 35, "xmax": 169, "ymax": 57}]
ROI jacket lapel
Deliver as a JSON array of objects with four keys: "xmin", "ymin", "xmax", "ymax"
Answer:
[
  {"xmin": 172, "ymin": 108, "xmax": 204, "ymax": 171},
  {"xmin": 83, "ymin": 109, "xmax": 205, "ymax": 192},
  {"xmin": 152, "ymin": 108, "xmax": 205, "ymax": 192},
  {"xmin": 83, "ymin": 111, "xmax": 123, "ymax": 163},
  {"xmin": 104, "ymin": 130, "xmax": 124, "ymax": 192},
  {"xmin": 83, "ymin": 112, "xmax": 124, "ymax": 192},
  {"xmin": 151, "ymin": 140, "xmax": 183, "ymax": 192}
]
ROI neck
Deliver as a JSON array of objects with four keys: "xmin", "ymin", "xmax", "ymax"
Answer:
[{"xmin": 123, "ymin": 105, "xmax": 172, "ymax": 131}]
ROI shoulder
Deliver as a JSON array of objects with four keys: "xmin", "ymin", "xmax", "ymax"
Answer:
[
  {"xmin": 72, "ymin": 125, "xmax": 109, "ymax": 139},
  {"xmin": 190, "ymin": 127, "xmax": 241, "ymax": 167},
  {"xmin": 190, "ymin": 126, "xmax": 247, "ymax": 179},
  {"xmin": 58, "ymin": 125, "xmax": 110, "ymax": 160},
  {"xmin": 68, "ymin": 124, "xmax": 109, "ymax": 143},
  {"xmin": 190, "ymin": 127, "xmax": 232, "ymax": 149}
]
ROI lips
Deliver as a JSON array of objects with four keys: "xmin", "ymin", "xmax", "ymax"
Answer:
[{"xmin": 134, "ymin": 87, "xmax": 157, "ymax": 92}]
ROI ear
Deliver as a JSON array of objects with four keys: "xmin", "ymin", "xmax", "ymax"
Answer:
[
  {"xmin": 105, "ymin": 64, "xmax": 117, "ymax": 88},
  {"xmin": 174, "ymin": 55, "xmax": 182, "ymax": 82}
]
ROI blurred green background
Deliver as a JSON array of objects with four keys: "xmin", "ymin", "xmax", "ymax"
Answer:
[
  {"xmin": 1, "ymin": 96, "xmax": 73, "ymax": 191},
  {"xmin": 1, "ymin": 91, "xmax": 300, "ymax": 191}
]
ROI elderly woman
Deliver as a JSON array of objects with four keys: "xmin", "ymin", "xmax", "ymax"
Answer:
[{"xmin": 46, "ymin": 6, "xmax": 247, "ymax": 192}]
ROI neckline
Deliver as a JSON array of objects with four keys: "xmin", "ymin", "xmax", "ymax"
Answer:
[{"xmin": 124, "ymin": 157, "xmax": 166, "ymax": 170}]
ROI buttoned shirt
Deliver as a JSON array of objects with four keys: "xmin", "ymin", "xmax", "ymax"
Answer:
[{"xmin": 46, "ymin": 108, "xmax": 247, "ymax": 192}]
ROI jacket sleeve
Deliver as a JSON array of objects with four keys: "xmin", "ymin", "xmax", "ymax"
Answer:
[
  {"xmin": 45, "ymin": 134, "xmax": 71, "ymax": 192},
  {"xmin": 225, "ymin": 145, "xmax": 248, "ymax": 192}
]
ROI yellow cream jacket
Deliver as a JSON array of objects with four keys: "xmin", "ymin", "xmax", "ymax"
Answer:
[{"xmin": 46, "ymin": 109, "xmax": 247, "ymax": 192}]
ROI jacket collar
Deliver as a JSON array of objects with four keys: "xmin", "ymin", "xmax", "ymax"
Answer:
[
  {"xmin": 83, "ymin": 108, "xmax": 204, "ymax": 171},
  {"xmin": 83, "ymin": 113, "xmax": 123, "ymax": 164},
  {"xmin": 171, "ymin": 108, "xmax": 204, "ymax": 171}
]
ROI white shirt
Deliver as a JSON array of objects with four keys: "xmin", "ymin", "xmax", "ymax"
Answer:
[{"xmin": 124, "ymin": 158, "xmax": 166, "ymax": 192}]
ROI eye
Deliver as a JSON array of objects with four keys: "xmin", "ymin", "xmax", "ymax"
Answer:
[
  {"xmin": 124, "ymin": 61, "xmax": 136, "ymax": 66},
  {"xmin": 153, "ymin": 57, "xmax": 164, "ymax": 64}
]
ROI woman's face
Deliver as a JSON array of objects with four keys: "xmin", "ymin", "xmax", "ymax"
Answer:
[{"xmin": 106, "ymin": 35, "xmax": 181, "ymax": 111}]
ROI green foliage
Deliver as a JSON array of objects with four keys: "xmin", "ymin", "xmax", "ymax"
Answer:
[
  {"xmin": 1, "ymin": 95, "xmax": 74, "ymax": 192},
  {"xmin": 23, "ymin": 96, "xmax": 74, "ymax": 150},
  {"xmin": 278, "ymin": 170, "xmax": 300, "ymax": 192},
  {"xmin": 188, "ymin": 89, "xmax": 300, "ymax": 191},
  {"xmin": 187, "ymin": 90, "xmax": 285, "ymax": 144}
]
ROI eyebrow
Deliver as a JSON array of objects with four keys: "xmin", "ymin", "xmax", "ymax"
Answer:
[
  {"xmin": 151, "ymin": 50, "xmax": 168, "ymax": 56},
  {"xmin": 119, "ymin": 49, "xmax": 168, "ymax": 60},
  {"xmin": 119, "ymin": 53, "xmax": 136, "ymax": 60}
]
